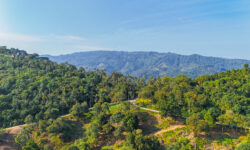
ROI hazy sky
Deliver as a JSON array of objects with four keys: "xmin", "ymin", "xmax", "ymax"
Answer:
[{"xmin": 0, "ymin": 0, "xmax": 249, "ymax": 59}]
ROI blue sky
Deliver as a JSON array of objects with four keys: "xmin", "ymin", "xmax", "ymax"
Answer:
[{"xmin": 0, "ymin": 0, "xmax": 249, "ymax": 59}]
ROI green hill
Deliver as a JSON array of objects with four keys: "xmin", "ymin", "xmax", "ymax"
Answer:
[
  {"xmin": 0, "ymin": 47, "xmax": 139, "ymax": 128},
  {"xmin": 46, "ymin": 51, "xmax": 250, "ymax": 78},
  {"xmin": 0, "ymin": 47, "xmax": 249, "ymax": 150}
]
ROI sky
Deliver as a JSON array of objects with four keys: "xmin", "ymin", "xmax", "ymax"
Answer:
[{"xmin": 0, "ymin": 0, "xmax": 250, "ymax": 59}]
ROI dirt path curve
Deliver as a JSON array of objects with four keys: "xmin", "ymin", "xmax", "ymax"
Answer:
[
  {"xmin": 154, "ymin": 125, "xmax": 186, "ymax": 136},
  {"xmin": 2, "ymin": 102, "xmax": 118, "ymax": 131},
  {"xmin": 4, "ymin": 124, "xmax": 27, "ymax": 134},
  {"xmin": 129, "ymin": 100, "xmax": 160, "ymax": 113}
]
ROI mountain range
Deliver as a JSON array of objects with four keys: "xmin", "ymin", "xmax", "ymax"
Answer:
[{"xmin": 45, "ymin": 51, "xmax": 250, "ymax": 78}]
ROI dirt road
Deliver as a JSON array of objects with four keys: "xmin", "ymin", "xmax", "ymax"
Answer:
[
  {"xmin": 154, "ymin": 125, "xmax": 186, "ymax": 136},
  {"xmin": 129, "ymin": 100, "xmax": 160, "ymax": 113}
]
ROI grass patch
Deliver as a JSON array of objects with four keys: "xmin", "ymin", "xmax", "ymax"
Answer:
[{"xmin": 109, "ymin": 103, "xmax": 122, "ymax": 113}]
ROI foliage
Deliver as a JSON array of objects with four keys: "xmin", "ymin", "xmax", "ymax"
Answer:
[
  {"xmin": 110, "ymin": 112, "xmax": 124, "ymax": 124},
  {"xmin": 126, "ymin": 131, "xmax": 160, "ymax": 150},
  {"xmin": 0, "ymin": 48, "xmax": 139, "ymax": 128},
  {"xmin": 46, "ymin": 118, "xmax": 75, "ymax": 142},
  {"xmin": 138, "ymin": 65, "xmax": 250, "ymax": 130},
  {"xmin": 186, "ymin": 113, "xmax": 208, "ymax": 133},
  {"xmin": 122, "ymin": 113, "xmax": 139, "ymax": 132},
  {"xmin": 0, "ymin": 47, "xmax": 249, "ymax": 149},
  {"xmin": 70, "ymin": 102, "xmax": 88, "ymax": 119}
]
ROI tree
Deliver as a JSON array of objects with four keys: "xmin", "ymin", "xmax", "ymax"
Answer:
[
  {"xmin": 204, "ymin": 111, "xmax": 215, "ymax": 128},
  {"xmin": 126, "ymin": 132, "xmax": 136, "ymax": 148},
  {"xmin": 70, "ymin": 102, "xmax": 88, "ymax": 119},
  {"xmin": 86, "ymin": 135, "xmax": 98, "ymax": 148},
  {"xmin": 44, "ymin": 108, "xmax": 59, "ymax": 119},
  {"xmin": 126, "ymin": 131, "xmax": 160, "ymax": 150},
  {"xmin": 217, "ymin": 110, "xmax": 235, "ymax": 132},
  {"xmin": 46, "ymin": 118, "xmax": 74, "ymax": 141},
  {"xmin": 92, "ymin": 103, "xmax": 102, "ymax": 116},
  {"xmin": 24, "ymin": 115, "xmax": 33, "ymax": 124},
  {"xmin": 186, "ymin": 113, "xmax": 208, "ymax": 135},
  {"xmin": 38, "ymin": 120, "xmax": 48, "ymax": 132},
  {"xmin": 102, "ymin": 123, "xmax": 114, "ymax": 134},
  {"xmin": 110, "ymin": 112, "xmax": 124, "ymax": 124},
  {"xmin": 113, "ymin": 125, "xmax": 123, "ymax": 137},
  {"xmin": 122, "ymin": 113, "xmax": 139, "ymax": 132},
  {"xmin": 87, "ymin": 122, "xmax": 100, "ymax": 138}
]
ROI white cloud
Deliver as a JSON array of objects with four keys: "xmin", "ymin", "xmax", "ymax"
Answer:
[
  {"xmin": 45, "ymin": 34, "xmax": 86, "ymax": 41},
  {"xmin": 0, "ymin": 32, "xmax": 108, "ymax": 55},
  {"xmin": 0, "ymin": 33, "xmax": 41, "ymax": 42},
  {"xmin": 73, "ymin": 45, "xmax": 110, "ymax": 51},
  {"xmin": 0, "ymin": 32, "xmax": 86, "ymax": 43}
]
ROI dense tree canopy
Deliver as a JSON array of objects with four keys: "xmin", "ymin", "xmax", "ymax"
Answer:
[
  {"xmin": 138, "ymin": 65, "xmax": 250, "ymax": 129},
  {"xmin": 0, "ymin": 47, "xmax": 140, "ymax": 128}
]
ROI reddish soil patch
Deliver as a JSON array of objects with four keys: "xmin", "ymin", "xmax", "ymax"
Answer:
[
  {"xmin": 8, "ymin": 127, "xmax": 22, "ymax": 135},
  {"xmin": 154, "ymin": 125, "xmax": 186, "ymax": 136}
]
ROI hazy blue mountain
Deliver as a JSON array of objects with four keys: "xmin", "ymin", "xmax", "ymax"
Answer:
[{"xmin": 44, "ymin": 51, "xmax": 250, "ymax": 78}]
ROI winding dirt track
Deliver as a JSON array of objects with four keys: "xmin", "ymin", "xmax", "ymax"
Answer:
[
  {"xmin": 154, "ymin": 125, "xmax": 186, "ymax": 136},
  {"xmin": 129, "ymin": 100, "xmax": 160, "ymax": 113}
]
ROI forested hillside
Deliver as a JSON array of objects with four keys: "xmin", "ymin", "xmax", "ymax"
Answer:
[
  {"xmin": 138, "ymin": 64, "xmax": 250, "ymax": 130},
  {"xmin": 0, "ymin": 47, "xmax": 249, "ymax": 150},
  {"xmin": 46, "ymin": 51, "xmax": 250, "ymax": 78},
  {"xmin": 0, "ymin": 47, "xmax": 141, "ymax": 128}
]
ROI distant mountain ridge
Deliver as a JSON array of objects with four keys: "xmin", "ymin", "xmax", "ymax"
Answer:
[{"xmin": 45, "ymin": 51, "xmax": 250, "ymax": 78}]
